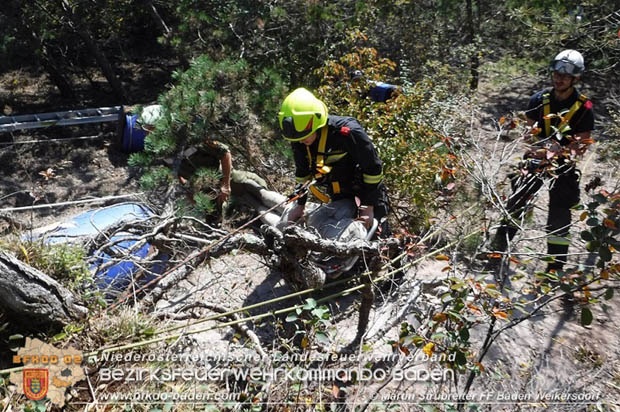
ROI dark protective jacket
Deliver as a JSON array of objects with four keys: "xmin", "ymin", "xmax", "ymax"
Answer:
[
  {"xmin": 292, "ymin": 115, "xmax": 383, "ymax": 207},
  {"xmin": 526, "ymin": 87, "xmax": 594, "ymax": 145}
]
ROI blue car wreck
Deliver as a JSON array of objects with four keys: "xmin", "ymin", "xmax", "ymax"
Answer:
[{"xmin": 26, "ymin": 202, "xmax": 167, "ymax": 298}]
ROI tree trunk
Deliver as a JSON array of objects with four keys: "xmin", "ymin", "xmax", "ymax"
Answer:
[
  {"xmin": 466, "ymin": 0, "xmax": 479, "ymax": 90},
  {"xmin": 59, "ymin": 0, "xmax": 126, "ymax": 100},
  {"xmin": 0, "ymin": 251, "xmax": 88, "ymax": 326},
  {"xmin": 2, "ymin": 1, "xmax": 76, "ymax": 99},
  {"xmin": 40, "ymin": 51, "xmax": 76, "ymax": 100}
]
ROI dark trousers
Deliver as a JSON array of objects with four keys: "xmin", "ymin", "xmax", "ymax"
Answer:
[{"xmin": 493, "ymin": 165, "xmax": 580, "ymax": 269}]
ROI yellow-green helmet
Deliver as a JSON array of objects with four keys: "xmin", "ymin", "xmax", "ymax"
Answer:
[{"xmin": 278, "ymin": 88, "xmax": 328, "ymax": 141}]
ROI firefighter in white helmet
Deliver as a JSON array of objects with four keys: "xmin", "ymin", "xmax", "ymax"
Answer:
[{"xmin": 490, "ymin": 50, "xmax": 595, "ymax": 273}]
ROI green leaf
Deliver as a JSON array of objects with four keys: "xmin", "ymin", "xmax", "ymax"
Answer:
[
  {"xmin": 311, "ymin": 305, "xmax": 330, "ymax": 319},
  {"xmin": 35, "ymin": 401, "xmax": 46, "ymax": 412},
  {"xmin": 8, "ymin": 334, "xmax": 23, "ymax": 341},
  {"xmin": 586, "ymin": 218, "xmax": 599, "ymax": 227},
  {"xmin": 285, "ymin": 313, "xmax": 298, "ymax": 322},
  {"xmin": 580, "ymin": 231, "xmax": 594, "ymax": 242},
  {"xmin": 303, "ymin": 298, "xmax": 317, "ymax": 310},
  {"xmin": 315, "ymin": 331, "xmax": 330, "ymax": 345},
  {"xmin": 599, "ymin": 246, "xmax": 612, "ymax": 262},
  {"xmin": 52, "ymin": 332, "xmax": 67, "ymax": 342},
  {"xmin": 593, "ymin": 194, "xmax": 608, "ymax": 204},
  {"xmin": 459, "ymin": 328, "xmax": 470, "ymax": 342},
  {"xmin": 412, "ymin": 336, "xmax": 425, "ymax": 346},
  {"xmin": 142, "ymin": 327, "xmax": 156, "ymax": 338},
  {"xmin": 604, "ymin": 288, "xmax": 614, "ymax": 300},
  {"xmin": 455, "ymin": 350, "xmax": 467, "ymax": 365},
  {"xmin": 580, "ymin": 307, "xmax": 593, "ymax": 326},
  {"xmin": 586, "ymin": 240, "xmax": 600, "ymax": 252}
]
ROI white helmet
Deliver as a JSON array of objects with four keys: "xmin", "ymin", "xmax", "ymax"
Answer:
[
  {"xmin": 138, "ymin": 104, "xmax": 163, "ymax": 128},
  {"xmin": 550, "ymin": 49, "xmax": 585, "ymax": 76}
]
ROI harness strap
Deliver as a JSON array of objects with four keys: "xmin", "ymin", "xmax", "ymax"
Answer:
[
  {"xmin": 332, "ymin": 181, "xmax": 341, "ymax": 194},
  {"xmin": 309, "ymin": 127, "xmax": 333, "ymax": 203},
  {"xmin": 556, "ymin": 94, "xmax": 586, "ymax": 138},
  {"xmin": 315, "ymin": 126, "xmax": 330, "ymax": 174},
  {"xmin": 309, "ymin": 184, "xmax": 330, "ymax": 203},
  {"xmin": 542, "ymin": 92, "xmax": 588, "ymax": 139}
]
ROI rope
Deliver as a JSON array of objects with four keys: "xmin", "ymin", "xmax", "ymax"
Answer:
[
  {"xmin": 81, "ymin": 230, "xmax": 480, "ymax": 362},
  {"xmin": 157, "ymin": 207, "xmax": 471, "ymax": 335},
  {"xmin": 104, "ymin": 183, "xmax": 313, "ymax": 312},
  {"xmin": 0, "ymin": 193, "xmax": 144, "ymax": 212},
  {"xmin": 0, "ymin": 224, "xmax": 481, "ymax": 376},
  {"xmin": 0, "ymin": 134, "xmax": 103, "ymax": 146}
]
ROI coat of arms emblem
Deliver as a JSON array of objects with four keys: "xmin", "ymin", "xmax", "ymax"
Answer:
[{"xmin": 23, "ymin": 369, "xmax": 49, "ymax": 400}]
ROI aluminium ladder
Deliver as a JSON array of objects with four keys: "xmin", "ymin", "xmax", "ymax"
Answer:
[{"xmin": 0, "ymin": 106, "xmax": 123, "ymax": 133}]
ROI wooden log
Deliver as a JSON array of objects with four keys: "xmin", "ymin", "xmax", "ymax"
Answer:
[
  {"xmin": 279, "ymin": 224, "xmax": 402, "ymax": 257},
  {"xmin": 0, "ymin": 251, "xmax": 88, "ymax": 326}
]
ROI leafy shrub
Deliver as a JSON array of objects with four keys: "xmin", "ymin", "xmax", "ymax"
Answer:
[
  {"xmin": 599, "ymin": 110, "xmax": 620, "ymax": 162},
  {"xmin": 314, "ymin": 35, "xmax": 469, "ymax": 230},
  {"xmin": 1, "ymin": 240, "xmax": 90, "ymax": 291}
]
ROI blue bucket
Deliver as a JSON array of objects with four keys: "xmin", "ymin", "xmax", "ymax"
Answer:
[{"xmin": 122, "ymin": 114, "xmax": 147, "ymax": 153}]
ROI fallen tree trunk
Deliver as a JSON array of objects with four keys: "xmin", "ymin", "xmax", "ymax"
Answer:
[
  {"xmin": 0, "ymin": 251, "xmax": 88, "ymax": 326},
  {"xmin": 263, "ymin": 224, "xmax": 403, "ymax": 257}
]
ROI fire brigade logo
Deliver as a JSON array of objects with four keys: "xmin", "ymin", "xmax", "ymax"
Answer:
[
  {"xmin": 23, "ymin": 369, "xmax": 49, "ymax": 400},
  {"xmin": 9, "ymin": 338, "xmax": 84, "ymax": 407}
]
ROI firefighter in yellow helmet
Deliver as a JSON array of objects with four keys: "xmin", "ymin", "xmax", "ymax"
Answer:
[{"xmin": 278, "ymin": 88, "xmax": 389, "ymax": 236}]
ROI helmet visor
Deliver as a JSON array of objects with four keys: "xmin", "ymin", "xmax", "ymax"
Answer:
[
  {"xmin": 550, "ymin": 59, "xmax": 582, "ymax": 76},
  {"xmin": 280, "ymin": 116, "xmax": 314, "ymax": 141}
]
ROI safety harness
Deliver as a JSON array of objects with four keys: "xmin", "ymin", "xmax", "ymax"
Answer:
[
  {"xmin": 298, "ymin": 125, "xmax": 383, "ymax": 204},
  {"xmin": 308, "ymin": 126, "xmax": 334, "ymax": 203},
  {"xmin": 542, "ymin": 91, "xmax": 588, "ymax": 139}
]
